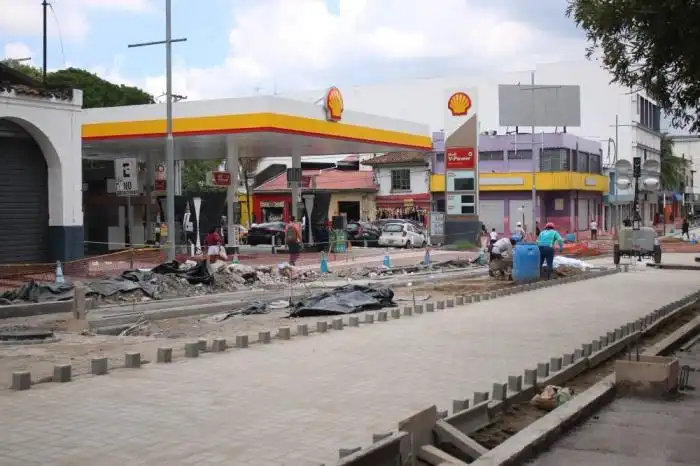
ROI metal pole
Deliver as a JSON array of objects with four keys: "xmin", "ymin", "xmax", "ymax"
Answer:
[
  {"xmin": 530, "ymin": 71, "xmax": 537, "ymax": 232},
  {"xmin": 164, "ymin": 0, "xmax": 176, "ymax": 260},
  {"xmin": 42, "ymin": 0, "xmax": 48, "ymax": 82},
  {"xmin": 128, "ymin": 0, "xmax": 187, "ymax": 260}
]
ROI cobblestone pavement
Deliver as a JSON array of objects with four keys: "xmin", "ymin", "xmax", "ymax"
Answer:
[{"xmin": 0, "ymin": 269, "xmax": 697, "ymax": 466}]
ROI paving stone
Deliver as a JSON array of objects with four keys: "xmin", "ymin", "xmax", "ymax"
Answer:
[
  {"xmin": 2, "ymin": 269, "xmax": 696, "ymax": 466},
  {"xmin": 278, "ymin": 327, "xmax": 292, "ymax": 339},
  {"xmin": 508, "ymin": 375, "xmax": 523, "ymax": 392},
  {"xmin": 390, "ymin": 308, "xmax": 401, "ymax": 319},
  {"xmin": 258, "ymin": 330, "xmax": 272, "ymax": 343},
  {"xmin": 426, "ymin": 302, "xmax": 435, "ymax": 312},
  {"xmin": 403, "ymin": 307, "xmax": 413, "ymax": 317},
  {"xmin": 124, "ymin": 352, "xmax": 141, "ymax": 368},
  {"xmin": 91, "ymin": 357, "xmax": 108, "ymax": 375},
  {"xmin": 184, "ymin": 342, "xmax": 199, "ymax": 358},
  {"xmin": 364, "ymin": 314, "xmax": 374, "ymax": 324},
  {"xmin": 157, "ymin": 347, "xmax": 173, "ymax": 363},
  {"xmin": 235, "ymin": 335, "xmax": 248, "ymax": 349},
  {"xmin": 297, "ymin": 324, "xmax": 309, "ymax": 336},
  {"xmin": 53, "ymin": 364, "xmax": 71, "ymax": 383},
  {"xmin": 348, "ymin": 316, "xmax": 360, "ymax": 327},
  {"xmin": 11, "ymin": 371, "xmax": 30, "ymax": 390},
  {"xmin": 317, "ymin": 321, "xmax": 328, "ymax": 333}
]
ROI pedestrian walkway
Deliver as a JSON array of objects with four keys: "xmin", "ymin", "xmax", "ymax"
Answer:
[{"xmin": 0, "ymin": 270, "xmax": 697, "ymax": 466}]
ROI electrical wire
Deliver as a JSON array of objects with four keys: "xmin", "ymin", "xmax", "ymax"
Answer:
[{"xmin": 47, "ymin": 2, "xmax": 67, "ymax": 67}]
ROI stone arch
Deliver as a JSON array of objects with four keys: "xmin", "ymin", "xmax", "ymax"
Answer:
[{"xmin": 1, "ymin": 116, "xmax": 62, "ymax": 171}]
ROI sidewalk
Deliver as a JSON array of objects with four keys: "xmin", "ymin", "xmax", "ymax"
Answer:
[{"xmin": 0, "ymin": 268, "xmax": 696, "ymax": 466}]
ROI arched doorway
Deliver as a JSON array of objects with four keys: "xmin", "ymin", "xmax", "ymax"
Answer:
[{"xmin": 0, "ymin": 118, "xmax": 50, "ymax": 263}]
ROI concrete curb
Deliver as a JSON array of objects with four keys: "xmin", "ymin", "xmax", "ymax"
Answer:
[
  {"xmin": 6, "ymin": 267, "xmax": 619, "ymax": 391},
  {"xmin": 330, "ymin": 285, "xmax": 700, "ymax": 466}
]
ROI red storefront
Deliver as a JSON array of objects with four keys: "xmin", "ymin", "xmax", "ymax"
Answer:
[{"xmin": 252, "ymin": 193, "xmax": 291, "ymax": 224}]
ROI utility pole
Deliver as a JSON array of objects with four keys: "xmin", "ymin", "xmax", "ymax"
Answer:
[
  {"xmin": 42, "ymin": 0, "xmax": 48, "ymax": 82},
  {"xmin": 128, "ymin": 0, "xmax": 187, "ymax": 260}
]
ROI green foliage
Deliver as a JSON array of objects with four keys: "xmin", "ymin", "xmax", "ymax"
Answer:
[
  {"xmin": 566, "ymin": 0, "xmax": 700, "ymax": 132},
  {"xmin": 659, "ymin": 133, "xmax": 686, "ymax": 190},
  {"xmin": 1, "ymin": 61, "xmax": 153, "ymax": 108},
  {"xmin": 182, "ymin": 160, "xmax": 223, "ymax": 194}
]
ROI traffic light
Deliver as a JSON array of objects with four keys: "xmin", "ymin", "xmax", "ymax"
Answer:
[{"xmin": 633, "ymin": 157, "xmax": 641, "ymax": 177}]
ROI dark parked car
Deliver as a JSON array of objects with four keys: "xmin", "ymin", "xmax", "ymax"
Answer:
[
  {"xmin": 247, "ymin": 222, "xmax": 285, "ymax": 246},
  {"xmin": 346, "ymin": 221, "xmax": 381, "ymax": 246}
]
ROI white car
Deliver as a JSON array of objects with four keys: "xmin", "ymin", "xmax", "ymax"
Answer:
[{"xmin": 378, "ymin": 222, "xmax": 427, "ymax": 248}]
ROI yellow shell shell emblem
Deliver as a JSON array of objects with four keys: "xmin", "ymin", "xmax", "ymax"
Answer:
[
  {"xmin": 447, "ymin": 92, "xmax": 472, "ymax": 116},
  {"xmin": 324, "ymin": 86, "xmax": 344, "ymax": 122}
]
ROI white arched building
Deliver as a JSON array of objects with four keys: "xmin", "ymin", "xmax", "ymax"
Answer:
[{"xmin": 0, "ymin": 64, "xmax": 84, "ymax": 263}]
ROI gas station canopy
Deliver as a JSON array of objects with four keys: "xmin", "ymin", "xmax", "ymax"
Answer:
[{"xmin": 81, "ymin": 93, "xmax": 432, "ymax": 159}]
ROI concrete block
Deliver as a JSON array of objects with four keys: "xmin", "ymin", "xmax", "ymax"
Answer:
[
  {"xmin": 157, "ymin": 347, "xmax": 173, "ymax": 363},
  {"xmin": 124, "ymin": 352, "xmax": 141, "ymax": 368},
  {"xmin": 91, "ymin": 357, "xmax": 108, "ymax": 375},
  {"xmin": 403, "ymin": 307, "xmax": 413, "ymax": 317},
  {"xmin": 582, "ymin": 343, "xmax": 593, "ymax": 357},
  {"xmin": 426, "ymin": 302, "xmax": 435, "ymax": 312},
  {"xmin": 197, "ymin": 338, "xmax": 208, "ymax": 351},
  {"xmin": 434, "ymin": 419, "xmax": 489, "ymax": 460},
  {"xmin": 332, "ymin": 318, "xmax": 344, "ymax": 329},
  {"xmin": 278, "ymin": 326, "xmax": 292, "ymax": 339},
  {"xmin": 438, "ymin": 409, "xmax": 449, "ymax": 419},
  {"xmin": 398, "ymin": 405, "xmax": 439, "ymax": 460},
  {"xmin": 316, "ymin": 321, "xmax": 328, "ymax": 333},
  {"xmin": 524, "ymin": 369, "xmax": 537, "ymax": 386},
  {"xmin": 562, "ymin": 353, "xmax": 574, "ymax": 367},
  {"xmin": 600, "ymin": 335, "xmax": 609, "ymax": 347},
  {"xmin": 53, "ymin": 364, "xmax": 71, "ymax": 383},
  {"xmin": 473, "ymin": 295, "xmax": 481, "ymax": 303},
  {"xmin": 508, "ymin": 375, "xmax": 522, "ymax": 392},
  {"xmin": 390, "ymin": 308, "xmax": 401, "ymax": 319},
  {"xmin": 372, "ymin": 432, "xmax": 393, "ymax": 443},
  {"xmin": 627, "ymin": 322, "xmax": 635, "ymax": 334},
  {"xmin": 437, "ymin": 300, "xmax": 445, "ymax": 310},
  {"xmin": 349, "ymin": 316, "xmax": 360, "ymax": 327},
  {"xmin": 537, "ymin": 362, "xmax": 550, "ymax": 378},
  {"xmin": 446, "ymin": 299, "xmax": 455, "ymax": 308},
  {"xmin": 377, "ymin": 311, "xmax": 388, "ymax": 321},
  {"xmin": 258, "ymin": 330, "xmax": 272, "ymax": 343},
  {"xmin": 550, "ymin": 357, "xmax": 563, "ymax": 372},
  {"xmin": 414, "ymin": 304, "xmax": 424, "ymax": 313},
  {"xmin": 490, "ymin": 291, "xmax": 498, "ymax": 299},
  {"xmin": 184, "ymin": 342, "xmax": 200, "ymax": 358},
  {"xmin": 616, "ymin": 355, "xmax": 680, "ymax": 397},
  {"xmin": 634, "ymin": 320, "xmax": 643, "ymax": 331},
  {"xmin": 592, "ymin": 340, "xmax": 600, "ymax": 352},
  {"xmin": 492, "ymin": 382, "xmax": 507, "ymax": 401},
  {"xmin": 234, "ymin": 335, "xmax": 248, "ymax": 348},
  {"xmin": 608, "ymin": 330, "xmax": 616, "ymax": 342},
  {"xmin": 339, "ymin": 447, "xmax": 362, "ymax": 458},
  {"xmin": 620, "ymin": 325, "xmax": 628, "ymax": 337},
  {"xmin": 473, "ymin": 391, "xmax": 489, "ymax": 404},
  {"xmin": 11, "ymin": 371, "xmax": 30, "ymax": 390},
  {"xmin": 297, "ymin": 323, "xmax": 309, "ymax": 335},
  {"xmin": 482, "ymin": 293, "xmax": 490, "ymax": 301},
  {"xmin": 574, "ymin": 348, "xmax": 583, "ymax": 360},
  {"xmin": 456, "ymin": 296, "xmax": 464, "ymax": 305},
  {"xmin": 418, "ymin": 444, "xmax": 467, "ymax": 466},
  {"xmin": 364, "ymin": 313, "xmax": 374, "ymax": 324},
  {"xmin": 623, "ymin": 264, "xmax": 629, "ymax": 272},
  {"xmin": 452, "ymin": 399, "xmax": 469, "ymax": 413},
  {"xmin": 466, "ymin": 295, "xmax": 474, "ymax": 303}
]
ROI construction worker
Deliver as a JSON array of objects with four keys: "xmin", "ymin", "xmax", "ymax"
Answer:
[
  {"xmin": 512, "ymin": 222, "xmax": 526, "ymax": 242},
  {"xmin": 536, "ymin": 222, "xmax": 564, "ymax": 279},
  {"xmin": 489, "ymin": 237, "xmax": 517, "ymax": 279}
]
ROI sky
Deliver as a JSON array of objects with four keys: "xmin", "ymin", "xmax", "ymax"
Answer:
[{"xmin": 0, "ymin": 0, "xmax": 590, "ymax": 101}]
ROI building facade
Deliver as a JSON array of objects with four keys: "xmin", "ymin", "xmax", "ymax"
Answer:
[
  {"xmin": 0, "ymin": 64, "xmax": 84, "ymax": 263},
  {"xmin": 432, "ymin": 132, "xmax": 606, "ymax": 234},
  {"xmin": 284, "ymin": 59, "xmax": 662, "ymax": 230},
  {"xmin": 362, "ymin": 151, "xmax": 430, "ymax": 219},
  {"xmin": 670, "ymin": 135, "xmax": 700, "ymax": 216}
]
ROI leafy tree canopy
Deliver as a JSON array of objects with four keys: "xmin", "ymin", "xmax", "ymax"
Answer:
[
  {"xmin": 1, "ymin": 61, "xmax": 153, "ymax": 108},
  {"xmin": 659, "ymin": 133, "xmax": 687, "ymax": 191},
  {"xmin": 566, "ymin": 0, "xmax": 700, "ymax": 132}
]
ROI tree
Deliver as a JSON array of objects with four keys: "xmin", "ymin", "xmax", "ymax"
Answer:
[
  {"xmin": 659, "ymin": 133, "xmax": 686, "ymax": 191},
  {"xmin": 1, "ymin": 61, "xmax": 153, "ymax": 108},
  {"xmin": 181, "ymin": 160, "xmax": 224, "ymax": 194},
  {"xmin": 566, "ymin": 1, "xmax": 700, "ymax": 132}
]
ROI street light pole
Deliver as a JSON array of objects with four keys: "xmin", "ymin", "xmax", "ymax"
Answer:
[
  {"xmin": 42, "ymin": 0, "xmax": 48, "ymax": 83},
  {"xmin": 128, "ymin": 0, "xmax": 187, "ymax": 261}
]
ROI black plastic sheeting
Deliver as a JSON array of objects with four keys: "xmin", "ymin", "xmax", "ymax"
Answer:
[
  {"xmin": 0, "ymin": 281, "xmax": 74, "ymax": 304},
  {"xmin": 151, "ymin": 260, "xmax": 214, "ymax": 285},
  {"xmin": 289, "ymin": 284, "xmax": 395, "ymax": 317}
]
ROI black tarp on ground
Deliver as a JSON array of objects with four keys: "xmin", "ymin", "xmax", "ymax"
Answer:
[
  {"xmin": 151, "ymin": 260, "xmax": 214, "ymax": 285},
  {"xmin": 87, "ymin": 269, "xmax": 159, "ymax": 298},
  {"xmin": 0, "ymin": 280, "xmax": 74, "ymax": 304},
  {"xmin": 289, "ymin": 284, "xmax": 395, "ymax": 317}
]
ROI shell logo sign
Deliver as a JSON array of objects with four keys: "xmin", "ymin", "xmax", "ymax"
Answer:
[
  {"xmin": 447, "ymin": 92, "xmax": 472, "ymax": 116},
  {"xmin": 324, "ymin": 86, "xmax": 344, "ymax": 122}
]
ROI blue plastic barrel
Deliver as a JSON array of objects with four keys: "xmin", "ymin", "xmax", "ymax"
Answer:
[{"xmin": 512, "ymin": 243, "xmax": 541, "ymax": 282}]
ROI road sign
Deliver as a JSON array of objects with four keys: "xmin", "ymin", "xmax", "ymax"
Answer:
[{"xmin": 115, "ymin": 158, "xmax": 140, "ymax": 196}]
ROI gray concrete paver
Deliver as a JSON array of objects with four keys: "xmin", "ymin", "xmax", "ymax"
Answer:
[{"xmin": 0, "ymin": 269, "xmax": 696, "ymax": 466}]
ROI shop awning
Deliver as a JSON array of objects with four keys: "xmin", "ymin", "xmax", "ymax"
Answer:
[{"xmin": 375, "ymin": 193, "xmax": 430, "ymax": 208}]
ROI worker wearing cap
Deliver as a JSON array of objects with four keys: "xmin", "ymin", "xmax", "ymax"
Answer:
[
  {"xmin": 512, "ymin": 221, "xmax": 526, "ymax": 242},
  {"xmin": 536, "ymin": 222, "xmax": 564, "ymax": 279}
]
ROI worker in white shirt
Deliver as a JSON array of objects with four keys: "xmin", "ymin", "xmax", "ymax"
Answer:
[
  {"xmin": 489, "ymin": 237, "xmax": 517, "ymax": 279},
  {"xmin": 512, "ymin": 222, "xmax": 526, "ymax": 242},
  {"xmin": 489, "ymin": 228, "xmax": 498, "ymax": 250},
  {"xmin": 590, "ymin": 219, "xmax": 598, "ymax": 240}
]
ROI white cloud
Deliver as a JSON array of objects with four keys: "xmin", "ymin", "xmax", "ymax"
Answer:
[
  {"xmin": 0, "ymin": 0, "xmax": 153, "ymax": 41},
  {"xmin": 128, "ymin": 0, "xmax": 587, "ymax": 100},
  {"xmin": 3, "ymin": 42, "xmax": 33, "ymax": 61}
]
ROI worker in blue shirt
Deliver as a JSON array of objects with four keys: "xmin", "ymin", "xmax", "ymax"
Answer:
[{"xmin": 536, "ymin": 222, "xmax": 564, "ymax": 279}]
